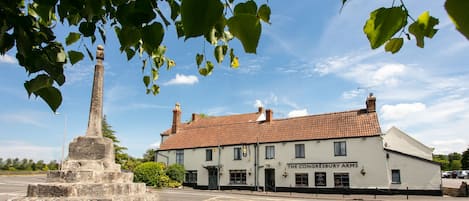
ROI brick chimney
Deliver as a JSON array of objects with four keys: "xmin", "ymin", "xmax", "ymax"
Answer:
[
  {"xmin": 366, "ymin": 93, "xmax": 376, "ymax": 113},
  {"xmin": 171, "ymin": 103, "xmax": 181, "ymax": 134},
  {"xmin": 266, "ymin": 109, "xmax": 273, "ymax": 122}
]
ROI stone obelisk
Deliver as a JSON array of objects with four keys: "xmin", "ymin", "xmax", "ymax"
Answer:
[{"xmin": 11, "ymin": 46, "xmax": 158, "ymax": 201}]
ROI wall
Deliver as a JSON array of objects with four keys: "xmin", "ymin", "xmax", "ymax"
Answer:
[
  {"xmin": 258, "ymin": 136, "xmax": 389, "ymax": 189},
  {"xmin": 386, "ymin": 150, "xmax": 441, "ymax": 190}
]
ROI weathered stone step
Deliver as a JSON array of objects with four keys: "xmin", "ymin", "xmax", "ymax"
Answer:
[
  {"xmin": 9, "ymin": 193, "xmax": 158, "ymax": 201},
  {"xmin": 27, "ymin": 183, "xmax": 146, "ymax": 197},
  {"xmin": 47, "ymin": 170, "xmax": 133, "ymax": 183}
]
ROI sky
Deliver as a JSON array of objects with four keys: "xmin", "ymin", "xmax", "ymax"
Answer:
[{"xmin": 1, "ymin": 0, "xmax": 468, "ymax": 162}]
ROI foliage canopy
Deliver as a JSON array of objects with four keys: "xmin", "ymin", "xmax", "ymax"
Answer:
[{"xmin": 0, "ymin": 0, "xmax": 468, "ymax": 112}]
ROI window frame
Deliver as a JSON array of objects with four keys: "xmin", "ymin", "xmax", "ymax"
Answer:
[
  {"xmin": 314, "ymin": 172, "xmax": 327, "ymax": 186},
  {"xmin": 229, "ymin": 169, "xmax": 247, "ymax": 184},
  {"xmin": 185, "ymin": 170, "xmax": 197, "ymax": 184},
  {"xmin": 334, "ymin": 141, "xmax": 347, "ymax": 156},
  {"xmin": 234, "ymin": 147, "xmax": 242, "ymax": 160},
  {"xmin": 295, "ymin": 173, "xmax": 309, "ymax": 187},
  {"xmin": 333, "ymin": 173, "xmax": 350, "ymax": 188},
  {"xmin": 295, "ymin": 144, "xmax": 305, "ymax": 158},
  {"xmin": 205, "ymin": 149, "xmax": 213, "ymax": 161},
  {"xmin": 391, "ymin": 169, "xmax": 401, "ymax": 184},
  {"xmin": 175, "ymin": 149, "xmax": 184, "ymax": 165},
  {"xmin": 265, "ymin": 145, "xmax": 275, "ymax": 159}
]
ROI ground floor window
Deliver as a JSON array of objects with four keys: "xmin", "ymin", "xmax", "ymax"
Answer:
[
  {"xmin": 334, "ymin": 173, "xmax": 349, "ymax": 188},
  {"xmin": 229, "ymin": 170, "xmax": 246, "ymax": 184},
  {"xmin": 391, "ymin": 169, "xmax": 401, "ymax": 184},
  {"xmin": 315, "ymin": 172, "xmax": 327, "ymax": 186},
  {"xmin": 185, "ymin": 170, "xmax": 197, "ymax": 184},
  {"xmin": 295, "ymin": 173, "xmax": 308, "ymax": 187}
]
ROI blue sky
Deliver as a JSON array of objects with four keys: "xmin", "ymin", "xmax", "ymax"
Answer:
[{"xmin": 1, "ymin": 0, "xmax": 468, "ymax": 162}]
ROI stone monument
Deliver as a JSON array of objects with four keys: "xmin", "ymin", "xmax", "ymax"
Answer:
[{"xmin": 11, "ymin": 46, "xmax": 158, "ymax": 201}]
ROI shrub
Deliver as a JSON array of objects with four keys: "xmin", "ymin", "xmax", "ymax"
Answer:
[
  {"xmin": 133, "ymin": 162, "xmax": 166, "ymax": 187},
  {"xmin": 165, "ymin": 164, "xmax": 185, "ymax": 183},
  {"xmin": 168, "ymin": 180, "xmax": 182, "ymax": 188}
]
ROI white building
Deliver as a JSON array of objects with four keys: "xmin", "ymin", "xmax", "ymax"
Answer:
[{"xmin": 156, "ymin": 95, "xmax": 441, "ymax": 195}]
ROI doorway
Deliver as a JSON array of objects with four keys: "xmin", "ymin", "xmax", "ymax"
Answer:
[
  {"xmin": 264, "ymin": 169, "xmax": 275, "ymax": 191},
  {"xmin": 208, "ymin": 168, "xmax": 218, "ymax": 190}
]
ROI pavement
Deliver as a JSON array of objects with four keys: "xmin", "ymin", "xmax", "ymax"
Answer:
[{"xmin": 163, "ymin": 187, "xmax": 469, "ymax": 201}]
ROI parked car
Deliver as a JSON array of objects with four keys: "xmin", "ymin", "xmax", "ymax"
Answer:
[
  {"xmin": 441, "ymin": 171, "xmax": 452, "ymax": 178},
  {"xmin": 456, "ymin": 170, "xmax": 469, "ymax": 179}
]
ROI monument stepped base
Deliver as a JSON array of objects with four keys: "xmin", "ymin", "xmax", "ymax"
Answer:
[{"xmin": 10, "ymin": 136, "xmax": 158, "ymax": 201}]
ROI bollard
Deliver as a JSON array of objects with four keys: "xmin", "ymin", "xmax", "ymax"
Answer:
[
  {"xmin": 406, "ymin": 186, "xmax": 409, "ymax": 200},
  {"xmin": 374, "ymin": 187, "xmax": 377, "ymax": 199}
]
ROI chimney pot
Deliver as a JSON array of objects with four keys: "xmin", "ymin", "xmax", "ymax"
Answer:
[{"xmin": 266, "ymin": 109, "xmax": 273, "ymax": 122}]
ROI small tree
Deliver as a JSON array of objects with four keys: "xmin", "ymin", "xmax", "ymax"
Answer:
[
  {"xmin": 166, "ymin": 164, "xmax": 185, "ymax": 183},
  {"xmin": 461, "ymin": 148, "xmax": 469, "ymax": 170},
  {"xmin": 142, "ymin": 149, "xmax": 156, "ymax": 162}
]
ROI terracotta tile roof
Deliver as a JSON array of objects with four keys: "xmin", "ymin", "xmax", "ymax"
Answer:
[{"xmin": 159, "ymin": 109, "xmax": 382, "ymax": 150}]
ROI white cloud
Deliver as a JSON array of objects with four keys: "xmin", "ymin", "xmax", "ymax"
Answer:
[
  {"xmin": 0, "ymin": 54, "xmax": 16, "ymax": 64},
  {"xmin": 288, "ymin": 109, "xmax": 308, "ymax": 118},
  {"xmin": 0, "ymin": 141, "xmax": 60, "ymax": 162},
  {"xmin": 254, "ymin": 99, "xmax": 263, "ymax": 108},
  {"xmin": 65, "ymin": 64, "xmax": 94, "ymax": 85},
  {"xmin": 164, "ymin": 74, "xmax": 199, "ymax": 86},
  {"xmin": 380, "ymin": 103, "xmax": 426, "ymax": 120},
  {"xmin": 149, "ymin": 141, "xmax": 160, "ymax": 149},
  {"xmin": 430, "ymin": 139, "xmax": 468, "ymax": 154}
]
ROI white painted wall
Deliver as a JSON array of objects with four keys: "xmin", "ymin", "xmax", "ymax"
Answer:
[
  {"xmin": 386, "ymin": 150, "xmax": 441, "ymax": 190},
  {"xmin": 157, "ymin": 135, "xmax": 440, "ymax": 190}
]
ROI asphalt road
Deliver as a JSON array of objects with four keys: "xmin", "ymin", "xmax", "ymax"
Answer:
[{"xmin": 1, "ymin": 175, "xmax": 468, "ymax": 201}]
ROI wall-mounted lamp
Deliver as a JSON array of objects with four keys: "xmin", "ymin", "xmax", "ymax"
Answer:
[
  {"xmin": 360, "ymin": 166, "xmax": 366, "ymax": 176},
  {"xmin": 282, "ymin": 171, "xmax": 288, "ymax": 178}
]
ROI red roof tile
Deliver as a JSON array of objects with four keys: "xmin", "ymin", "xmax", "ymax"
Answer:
[{"xmin": 159, "ymin": 109, "xmax": 382, "ymax": 150}]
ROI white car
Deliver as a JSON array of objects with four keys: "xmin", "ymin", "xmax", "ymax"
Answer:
[{"xmin": 457, "ymin": 170, "xmax": 469, "ymax": 179}]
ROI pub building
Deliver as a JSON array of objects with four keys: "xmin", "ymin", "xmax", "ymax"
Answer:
[{"xmin": 156, "ymin": 94, "xmax": 441, "ymax": 195}]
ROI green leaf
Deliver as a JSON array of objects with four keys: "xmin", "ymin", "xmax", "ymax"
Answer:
[
  {"xmin": 151, "ymin": 84, "xmax": 160, "ymax": 95},
  {"xmin": 258, "ymin": 4, "xmax": 271, "ymax": 24},
  {"xmin": 116, "ymin": 0, "xmax": 156, "ymax": 27},
  {"xmin": 234, "ymin": 1, "xmax": 257, "ymax": 16},
  {"xmin": 363, "ymin": 7, "xmax": 407, "ymax": 49},
  {"xmin": 214, "ymin": 45, "xmax": 228, "ymax": 63},
  {"xmin": 384, "ymin": 38, "xmax": 404, "ymax": 54},
  {"xmin": 65, "ymin": 32, "xmax": 81, "ymax": 46},
  {"xmin": 199, "ymin": 61, "xmax": 214, "ymax": 76},
  {"xmin": 79, "ymin": 21, "xmax": 96, "ymax": 37},
  {"xmin": 151, "ymin": 68, "xmax": 159, "ymax": 81},
  {"xmin": 85, "ymin": 45, "xmax": 94, "ymax": 61},
  {"xmin": 143, "ymin": 76, "xmax": 150, "ymax": 87},
  {"xmin": 180, "ymin": 0, "xmax": 224, "ymax": 39},
  {"xmin": 227, "ymin": 14, "xmax": 261, "ymax": 53},
  {"xmin": 445, "ymin": 0, "xmax": 469, "ymax": 40},
  {"xmin": 36, "ymin": 86, "xmax": 62, "ymax": 112},
  {"xmin": 230, "ymin": 48, "xmax": 239, "ymax": 68},
  {"xmin": 125, "ymin": 48, "xmax": 136, "ymax": 60},
  {"xmin": 98, "ymin": 27, "xmax": 106, "ymax": 44},
  {"xmin": 68, "ymin": 51, "xmax": 84, "ymax": 65},
  {"xmin": 24, "ymin": 74, "xmax": 53, "ymax": 97},
  {"xmin": 168, "ymin": 0, "xmax": 180, "ymax": 21},
  {"xmin": 115, "ymin": 26, "xmax": 141, "ymax": 52},
  {"xmin": 196, "ymin": 54, "xmax": 204, "ymax": 66},
  {"xmin": 56, "ymin": 48, "xmax": 67, "ymax": 63},
  {"xmin": 175, "ymin": 21, "xmax": 184, "ymax": 38},
  {"xmin": 408, "ymin": 11, "xmax": 439, "ymax": 48},
  {"xmin": 166, "ymin": 58, "xmax": 176, "ymax": 70},
  {"xmin": 142, "ymin": 22, "xmax": 164, "ymax": 54}
]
